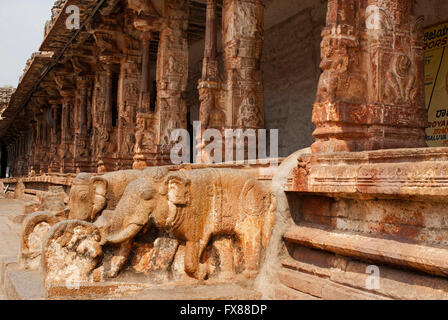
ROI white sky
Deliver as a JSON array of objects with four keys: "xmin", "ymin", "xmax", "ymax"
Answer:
[{"xmin": 0, "ymin": 0, "xmax": 56, "ymax": 87}]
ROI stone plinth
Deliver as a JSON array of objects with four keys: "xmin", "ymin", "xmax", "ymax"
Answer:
[
  {"xmin": 277, "ymin": 147, "xmax": 448, "ymax": 300},
  {"xmin": 289, "ymin": 147, "xmax": 448, "ymax": 201}
]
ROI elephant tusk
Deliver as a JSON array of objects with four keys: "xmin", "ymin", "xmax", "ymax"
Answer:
[{"xmin": 91, "ymin": 208, "xmax": 99, "ymax": 221}]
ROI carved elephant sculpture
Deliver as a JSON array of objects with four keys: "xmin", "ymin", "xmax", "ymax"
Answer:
[
  {"xmin": 20, "ymin": 169, "xmax": 145, "ymax": 270},
  {"xmin": 94, "ymin": 167, "xmax": 275, "ymax": 280},
  {"xmin": 69, "ymin": 169, "xmax": 146, "ymax": 221}
]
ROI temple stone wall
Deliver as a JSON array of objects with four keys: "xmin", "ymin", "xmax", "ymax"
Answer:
[
  {"xmin": 416, "ymin": 0, "xmax": 448, "ymax": 27},
  {"xmin": 262, "ymin": 5, "xmax": 326, "ymax": 156}
]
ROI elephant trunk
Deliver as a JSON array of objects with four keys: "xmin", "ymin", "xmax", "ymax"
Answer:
[
  {"xmin": 92, "ymin": 194, "xmax": 107, "ymax": 220},
  {"xmin": 103, "ymin": 223, "xmax": 143, "ymax": 245},
  {"xmin": 91, "ymin": 176, "xmax": 108, "ymax": 220}
]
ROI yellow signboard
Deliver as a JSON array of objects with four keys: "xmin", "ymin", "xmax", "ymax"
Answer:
[{"xmin": 425, "ymin": 22, "xmax": 448, "ymax": 147}]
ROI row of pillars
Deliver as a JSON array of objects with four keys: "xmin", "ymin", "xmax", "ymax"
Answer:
[{"xmin": 5, "ymin": 0, "xmax": 427, "ymax": 177}]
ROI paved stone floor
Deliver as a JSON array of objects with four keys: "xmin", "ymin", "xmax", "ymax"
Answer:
[
  {"xmin": 0, "ymin": 198, "xmax": 24, "ymax": 300},
  {"xmin": 0, "ymin": 199, "xmax": 22, "ymax": 256}
]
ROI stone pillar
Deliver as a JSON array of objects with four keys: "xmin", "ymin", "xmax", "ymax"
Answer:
[
  {"xmin": 198, "ymin": 0, "xmax": 219, "ymax": 129},
  {"xmin": 21, "ymin": 131, "xmax": 29, "ymax": 176},
  {"xmin": 16, "ymin": 133, "xmax": 24, "ymax": 176},
  {"xmin": 104, "ymin": 64, "xmax": 114, "ymax": 130},
  {"xmin": 51, "ymin": 103, "xmax": 60, "ymax": 144},
  {"xmin": 222, "ymin": 0, "xmax": 264, "ymax": 130},
  {"xmin": 34, "ymin": 113, "xmax": 44, "ymax": 174},
  {"xmin": 80, "ymin": 81, "xmax": 88, "ymax": 135},
  {"xmin": 139, "ymin": 33, "xmax": 152, "ymax": 113},
  {"xmin": 132, "ymin": 30, "xmax": 157, "ymax": 169},
  {"xmin": 96, "ymin": 58, "xmax": 119, "ymax": 173},
  {"xmin": 40, "ymin": 110, "xmax": 51, "ymax": 174},
  {"xmin": 196, "ymin": 0, "xmax": 264, "ymax": 163},
  {"xmin": 132, "ymin": 0, "xmax": 189, "ymax": 168},
  {"xmin": 311, "ymin": 0, "xmax": 426, "ymax": 153},
  {"xmin": 154, "ymin": 4, "xmax": 189, "ymax": 163},
  {"xmin": 60, "ymin": 91, "xmax": 75, "ymax": 173},
  {"xmin": 117, "ymin": 50, "xmax": 140, "ymax": 169},
  {"xmin": 28, "ymin": 119, "xmax": 37, "ymax": 175},
  {"xmin": 49, "ymin": 101, "xmax": 61, "ymax": 173},
  {"xmin": 74, "ymin": 77, "xmax": 93, "ymax": 173}
]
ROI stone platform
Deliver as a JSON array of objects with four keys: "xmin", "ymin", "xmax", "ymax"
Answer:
[
  {"xmin": 276, "ymin": 147, "xmax": 448, "ymax": 300},
  {"xmin": 289, "ymin": 147, "xmax": 448, "ymax": 200}
]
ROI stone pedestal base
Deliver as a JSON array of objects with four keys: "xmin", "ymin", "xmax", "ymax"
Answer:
[
  {"xmin": 279, "ymin": 147, "xmax": 448, "ymax": 299},
  {"xmin": 132, "ymin": 149, "xmax": 171, "ymax": 169},
  {"xmin": 311, "ymin": 102, "xmax": 427, "ymax": 153},
  {"xmin": 97, "ymin": 156, "xmax": 118, "ymax": 173},
  {"xmin": 290, "ymin": 147, "xmax": 448, "ymax": 201}
]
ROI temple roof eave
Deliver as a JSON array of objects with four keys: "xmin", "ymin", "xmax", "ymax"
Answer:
[
  {"xmin": 40, "ymin": 0, "xmax": 105, "ymax": 53},
  {"xmin": 0, "ymin": 54, "xmax": 53, "ymax": 141}
]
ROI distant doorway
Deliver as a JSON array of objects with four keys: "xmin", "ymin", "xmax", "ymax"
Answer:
[{"xmin": 0, "ymin": 144, "xmax": 7, "ymax": 178}]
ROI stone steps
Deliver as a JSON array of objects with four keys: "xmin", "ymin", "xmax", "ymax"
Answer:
[
  {"xmin": 278, "ymin": 268, "xmax": 389, "ymax": 300},
  {"xmin": 1, "ymin": 259, "xmax": 45, "ymax": 300},
  {"xmin": 274, "ymin": 284, "xmax": 321, "ymax": 300},
  {"xmin": 126, "ymin": 283, "xmax": 262, "ymax": 301},
  {"xmin": 284, "ymin": 224, "xmax": 448, "ymax": 277}
]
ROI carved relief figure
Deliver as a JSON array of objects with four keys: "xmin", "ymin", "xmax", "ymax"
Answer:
[
  {"xmin": 235, "ymin": 2, "xmax": 263, "ymax": 38},
  {"xmin": 316, "ymin": 40, "xmax": 366, "ymax": 104},
  {"xmin": 168, "ymin": 56, "xmax": 185, "ymax": 75},
  {"xmin": 97, "ymin": 127, "xmax": 116, "ymax": 154},
  {"xmin": 383, "ymin": 54, "xmax": 419, "ymax": 105},
  {"xmin": 135, "ymin": 116, "xmax": 156, "ymax": 153},
  {"xmin": 76, "ymin": 138, "xmax": 90, "ymax": 158},
  {"xmin": 43, "ymin": 168, "xmax": 275, "ymax": 281},
  {"xmin": 237, "ymin": 96, "xmax": 262, "ymax": 128},
  {"xmin": 199, "ymin": 87, "xmax": 225, "ymax": 128},
  {"xmin": 124, "ymin": 133, "xmax": 136, "ymax": 154}
]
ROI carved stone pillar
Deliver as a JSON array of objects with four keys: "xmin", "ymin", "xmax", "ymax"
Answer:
[
  {"xmin": 40, "ymin": 110, "xmax": 51, "ymax": 174},
  {"xmin": 33, "ymin": 112, "xmax": 44, "ymax": 174},
  {"xmin": 117, "ymin": 52, "xmax": 140, "ymax": 169},
  {"xmin": 311, "ymin": 0, "xmax": 426, "ymax": 153},
  {"xmin": 104, "ymin": 64, "xmax": 114, "ymax": 130},
  {"xmin": 49, "ymin": 101, "xmax": 62, "ymax": 173},
  {"xmin": 16, "ymin": 133, "xmax": 25, "ymax": 176},
  {"xmin": 131, "ymin": 0, "xmax": 188, "ymax": 168},
  {"xmin": 197, "ymin": 0, "xmax": 264, "ymax": 163},
  {"xmin": 139, "ymin": 32, "xmax": 152, "ymax": 113},
  {"xmin": 22, "ymin": 130, "xmax": 30, "ymax": 176},
  {"xmin": 28, "ymin": 119, "xmax": 37, "ymax": 175},
  {"xmin": 95, "ymin": 58, "xmax": 119, "ymax": 173},
  {"xmin": 198, "ymin": 0, "xmax": 220, "ymax": 129},
  {"xmin": 222, "ymin": 0, "xmax": 264, "ymax": 130},
  {"xmin": 196, "ymin": 0, "xmax": 222, "ymax": 162},
  {"xmin": 74, "ymin": 77, "xmax": 93, "ymax": 173},
  {"xmin": 60, "ymin": 91, "xmax": 75, "ymax": 173},
  {"xmin": 132, "ymin": 30, "xmax": 157, "ymax": 169}
]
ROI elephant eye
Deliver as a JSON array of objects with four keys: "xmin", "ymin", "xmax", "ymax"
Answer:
[
  {"xmin": 79, "ymin": 192, "xmax": 88, "ymax": 201},
  {"xmin": 141, "ymin": 189, "xmax": 155, "ymax": 201}
]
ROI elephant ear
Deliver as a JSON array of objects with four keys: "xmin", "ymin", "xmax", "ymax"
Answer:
[
  {"xmin": 90, "ymin": 176, "xmax": 108, "ymax": 220},
  {"xmin": 165, "ymin": 174, "xmax": 191, "ymax": 205}
]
